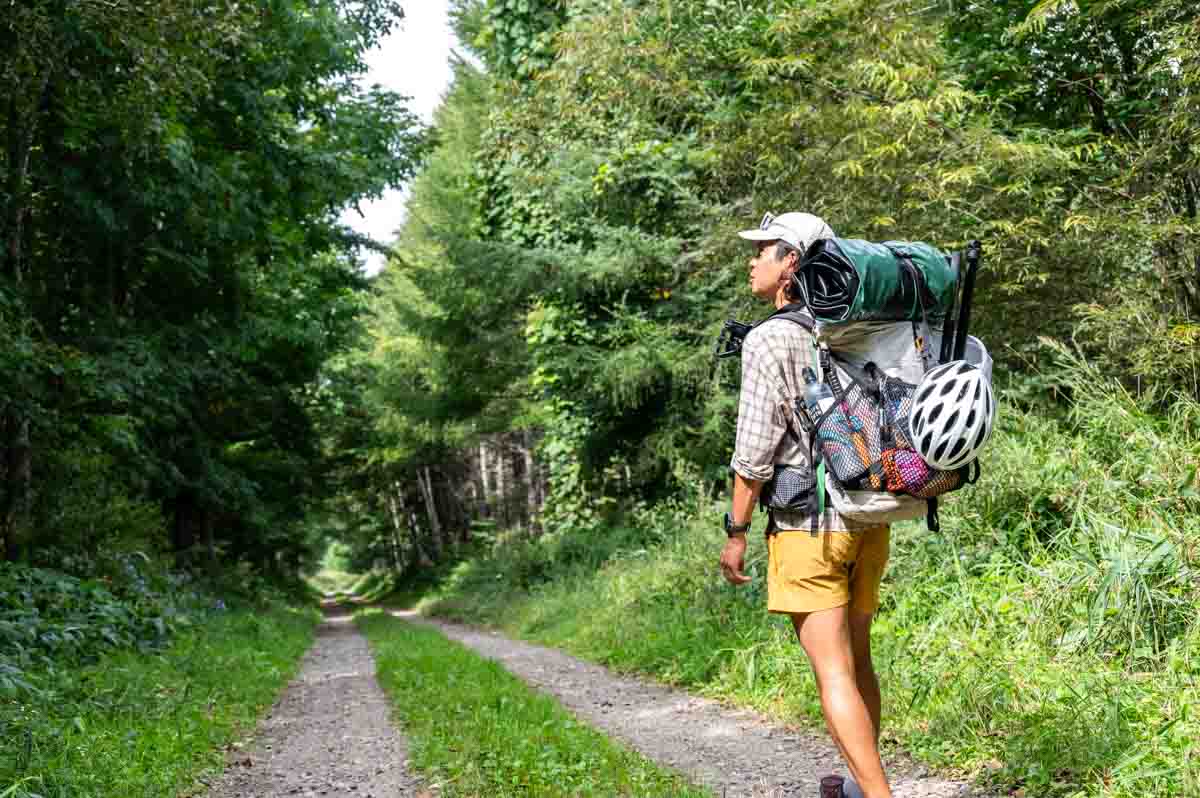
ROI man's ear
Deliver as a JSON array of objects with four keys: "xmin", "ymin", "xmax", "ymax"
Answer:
[{"xmin": 783, "ymin": 249, "xmax": 800, "ymax": 278}]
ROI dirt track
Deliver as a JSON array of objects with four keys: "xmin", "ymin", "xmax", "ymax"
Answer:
[
  {"xmin": 201, "ymin": 602, "xmax": 422, "ymax": 798},
  {"xmin": 201, "ymin": 604, "xmax": 988, "ymax": 797}
]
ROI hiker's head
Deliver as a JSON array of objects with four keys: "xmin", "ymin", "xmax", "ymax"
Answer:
[{"xmin": 737, "ymin": 212, "xmax": 833, "ymax": 303}]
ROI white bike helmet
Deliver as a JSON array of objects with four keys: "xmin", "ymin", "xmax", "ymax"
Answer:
[{"xmin": 909, "ymin": 360, "xmax": 996, "ymax": 471}]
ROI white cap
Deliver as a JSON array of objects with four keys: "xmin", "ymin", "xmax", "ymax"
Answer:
[{"xmin": 737, "ymin": 211, "xmax": 834, "ymax": 252}]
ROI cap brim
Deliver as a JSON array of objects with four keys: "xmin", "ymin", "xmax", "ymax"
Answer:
[{"xmin": 737, "ymin": 229, "xmax": 778, "ymax": 241}]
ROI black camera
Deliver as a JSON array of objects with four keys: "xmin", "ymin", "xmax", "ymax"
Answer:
[{"xmin": 713, "ymin": 319, "xmax": 753, "ymax": 360}]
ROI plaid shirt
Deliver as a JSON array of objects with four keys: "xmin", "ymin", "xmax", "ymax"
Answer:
[{"xmin": 729, "ymin": 315, "xmax": 861, "ymax": 531}]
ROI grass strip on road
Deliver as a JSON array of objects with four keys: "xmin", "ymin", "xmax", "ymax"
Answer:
[
  {"xmin": 357, "ymin": 609, "xmax": 713, "ymax": 798},
  {"xmin": 1, "ymin": 605, "xmax": 318, "ymax": 798}
]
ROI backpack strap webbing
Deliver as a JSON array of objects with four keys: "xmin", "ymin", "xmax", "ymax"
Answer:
[
  {"xmin": 886, "ymin": 246, "xmax": 937, "ymax": 374},
  {"xmin": 764, "ymin": 306, "xmax": 817, "ymax": 443},
  {"xmin": 766, "ymin": 304, "xmax": 816, "ymax": 332}
]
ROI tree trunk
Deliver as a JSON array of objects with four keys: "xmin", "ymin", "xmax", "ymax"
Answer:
[
  {"xmin": 172, "ymin": 492, "xmax": 200, "ymax": 569},
  {"xmin": 522, "ymin": 430, "xmax": 537, "ymax": 528},
  {"xmin": 387, "ymin": 484, "xmax": 406, "ymax": 571},
  {"xmin": 478, "ymin": 442, "xmax": 492, "ymax": 517},
  {"xmin": 202, "ymin": 509, "xmax": 217, "ymax": 574},
  {"xmin": 1, "ymin": 412, "xmax": 32, "ymax": 562},
  {"xmin": 4, "ymin": 70, "xmax": 51, "ymax": 284},
  {"xmin": 1082, "ymin": 78, "xmax": 1113, "ymax": 137},
  {"xmin": 495, "ymin": 444, "xmax": 508, "ymax": 527},
  {"xmin": 403, "ymin": 492, "xmax": 434, "ymax": 568},
  {"xmin": 417, "ymin": 467, "xmax": 442, "ymax": 560}
]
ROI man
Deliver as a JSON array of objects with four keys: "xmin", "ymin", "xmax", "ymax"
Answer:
[{"xmin": 719, "ymin": 211, "xmax": 892, "ymax": 798}]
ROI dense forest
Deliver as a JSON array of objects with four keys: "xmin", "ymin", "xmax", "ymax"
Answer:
[
  {"xmin": 1, "ymin": 0, "xmax": 424, "ymax": 570},
  {"xmin": 2, "ymin": 0, "xmax": 1199, "ymax": 796}
]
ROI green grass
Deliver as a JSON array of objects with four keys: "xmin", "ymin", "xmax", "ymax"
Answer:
[
  {"xmin": 406, "ymin": 369, "xmax": 1200, "ymax": 798},
  {"xmin": 356, "ymin": 609, "xmax": 713, "ymax": 798},
  {"xmin": 0, "ymin": 604, "xmax": 319, "ymax": 798}
]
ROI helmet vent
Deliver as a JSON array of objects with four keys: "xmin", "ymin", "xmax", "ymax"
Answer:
[{"xmin": 974, "ymin": 424, "xmax": 988, "ymax": 449}]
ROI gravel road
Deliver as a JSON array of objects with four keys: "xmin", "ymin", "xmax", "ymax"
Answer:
[
  {"xmin": 201, "ymin": 602, "xmax": 422, "ymax": 798},
  {"xmin": 198, "ymin": 602, "xmax": 990, "ymax": 798},
  {"xmin": 404, "ymin": 611, "xmax": 990, "ymax": 798}
]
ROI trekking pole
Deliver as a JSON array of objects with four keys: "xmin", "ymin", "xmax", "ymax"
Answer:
[
  {"xmin": 952, "ymin": 240, "xmax": 982, "ymax": 361},
  {"xmin": 939, "ymin": 251, "xmax": 961, "ymax": 365}
]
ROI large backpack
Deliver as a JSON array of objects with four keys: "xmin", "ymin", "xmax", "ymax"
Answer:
[{"xmin": 736, "ymin": 239, "xmax": 991, "ymax": 533}]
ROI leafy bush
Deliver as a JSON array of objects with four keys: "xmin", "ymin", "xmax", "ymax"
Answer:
[{"xmin": 0, "ymin": 557, "xmax": 203, "ymax": 688}]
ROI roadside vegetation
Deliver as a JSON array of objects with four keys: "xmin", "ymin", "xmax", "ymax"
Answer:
[
  {"xmin": 357, "ymin": 609, "xmax": 712, "ymax": 798},
  {"xmin": 0, "ymin": 555, "xmax": 318, "ymax": 798}
]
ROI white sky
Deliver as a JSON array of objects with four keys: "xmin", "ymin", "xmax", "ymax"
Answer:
[{"xmin": 341, "ymin": 1, "xmax": 460, "ymax": 275}]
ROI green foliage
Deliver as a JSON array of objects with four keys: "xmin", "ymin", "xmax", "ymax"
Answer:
[
  {"xmin": 0, "ymin": 559, "xmax": 198, "ymax": 687},
  {"xmin": 347, "ymin": 24, "xmax": 1200, "ymax": 798},
  {"xmin": 0, "ymin": 605, "xmax": 317, "ymax": 798},
  {"xmin": 0, "ymin": 0, "xmax": 427, "ymax": 573},
  {"xmin": 357, "ymin": 609, "xmax": 712, "ymax": 797},
  {"xmin": 470, "ymin": 0, "xmax": 567, "ymax": 77}
]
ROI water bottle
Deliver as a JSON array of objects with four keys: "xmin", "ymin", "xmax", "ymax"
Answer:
[{"xmin": 803, "ymin": 367, "xmax": 836, "ymax": 421}]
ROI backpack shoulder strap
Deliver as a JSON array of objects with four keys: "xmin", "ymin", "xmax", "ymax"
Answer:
[
  {"xmin": 764, "ymin": 303, "xmax": 816, "ymax": 333},
  {"xmin": 756, "ymin": 305, "xmax": 816, "ymax": 445}
]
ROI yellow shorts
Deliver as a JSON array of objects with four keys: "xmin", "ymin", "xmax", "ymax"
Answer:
[{"xmin": 766, "ymin": 525, "xmax": 890, "ymax": 615}]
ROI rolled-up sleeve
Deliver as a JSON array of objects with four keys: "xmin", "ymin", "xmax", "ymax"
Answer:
[{"xmin": 729, "ymin": 334, "xmax": 791, "ymax": 482}]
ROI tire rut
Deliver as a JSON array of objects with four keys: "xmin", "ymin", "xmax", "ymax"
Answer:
[
  {"xmin": 201, "ymin": 602, "xmax": 422, "ymax": 798},
  {"xmin": 401, "ymin": 611, "xmax": 990, "ymax": 798}
]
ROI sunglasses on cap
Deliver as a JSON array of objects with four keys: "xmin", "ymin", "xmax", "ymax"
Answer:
[{"xmin": 759, "ymin": 212, "xmax": 801, "ymax": 252}]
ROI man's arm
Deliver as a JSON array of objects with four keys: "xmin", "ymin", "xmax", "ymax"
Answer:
[
  {"xmin": 722, "ymin": 326, "xmax": 787, "ymax": 585},
  {"xmin": 719, "ymin": 471, "xmax": 764, "ymax": 585},
  {"xmin": 730, "ymin": 471, "xmax": 763, "ymax": 528}
]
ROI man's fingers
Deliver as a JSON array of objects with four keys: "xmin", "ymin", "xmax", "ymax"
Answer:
[{"xmin": 719, "ymin": 559, "xmax": 753, "ymax": 585}]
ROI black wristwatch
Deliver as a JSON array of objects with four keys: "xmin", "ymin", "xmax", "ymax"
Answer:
[{"xmin": 724, "ymin": 511, "xmax": 751, "ymax": 537}]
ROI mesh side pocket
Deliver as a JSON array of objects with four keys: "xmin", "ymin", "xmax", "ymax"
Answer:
[
  {"xmin": 880, "ymin": 376, "xmax": 918, "ymax": 449},
  {"xmin": 813, "ymin": 367, "xmax": 884, "ymax": 488},
  {"xmin": 760, "ymin": 465, "xmax": 815, "ymax": 511},
  {"xmin": 905, "ymin": 465, "xmax": 968, "ymax": 498},
  {"xmin": 882, "ymin": 448, "xmax": 929, "ymax": 493}
]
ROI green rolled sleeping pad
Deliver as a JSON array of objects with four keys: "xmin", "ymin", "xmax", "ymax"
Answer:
[{"xmin": 794, "ymin": 238, "xmax": 958, "ymax": 324}]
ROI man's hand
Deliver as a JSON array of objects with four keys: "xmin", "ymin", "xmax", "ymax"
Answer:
[{"xmin": 720, "ymin": 535, "xmax": 752, "ymax": 585}]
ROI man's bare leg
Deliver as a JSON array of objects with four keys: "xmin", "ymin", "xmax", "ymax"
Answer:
[
  {"xmin": 849, "ymin": 610, "xmax": 881, "ymax": 740},
  {"xmin": 792, "ymin": 608, "xmax": 892, "ymax": 798}
]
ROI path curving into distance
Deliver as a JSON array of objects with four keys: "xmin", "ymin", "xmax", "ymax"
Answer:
[{"xmin": 202, "ymin": 602, "xmax": 423, "ymax": 798}]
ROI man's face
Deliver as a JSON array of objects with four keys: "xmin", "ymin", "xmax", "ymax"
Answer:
[{"xmin": 747, "ymin": 240, "xmax": 794, "ymax": 301}]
